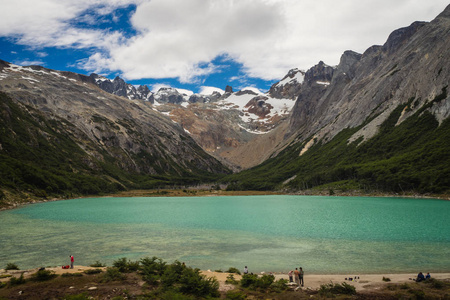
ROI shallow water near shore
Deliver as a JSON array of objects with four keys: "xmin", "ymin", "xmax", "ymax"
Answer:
[{"xmin": 1, "ymin": 195, "xmax": 449, "ymax": 273}]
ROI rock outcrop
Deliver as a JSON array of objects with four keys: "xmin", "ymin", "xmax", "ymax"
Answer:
[
  {"xmin": 286, "ymin": 6, "xmax": 450, "ymax": 150},
  {"xmin": 0, "ymin": 62, "xmax": 229, "ymax": 177}
]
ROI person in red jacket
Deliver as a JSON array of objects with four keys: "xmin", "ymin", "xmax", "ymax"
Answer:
[{"xmin": 70, "ymin": 255, "xmax": 74, "ymax": 269}]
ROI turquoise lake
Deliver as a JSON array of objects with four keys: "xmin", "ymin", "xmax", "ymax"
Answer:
[{"xmin": 0, "ymin": 195, "xmax": 449, "ymax": 273}]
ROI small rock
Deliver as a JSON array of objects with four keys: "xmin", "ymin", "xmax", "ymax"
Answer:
[
  {"xmin": 69, "ymin": 286, "xmax": 74, "ymax": 289},
  {"xmin": 88, "ymin": 286, "xmax": 97, "ymax": 290}
]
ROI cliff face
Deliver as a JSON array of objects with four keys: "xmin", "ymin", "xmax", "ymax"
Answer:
[
  {"xmin": 0, "ymin": 62, "xmax": 230, "ymax": 180},
  {"xmin": 286, "ymin": 7, "xmax": 449, "ymax": 151}
]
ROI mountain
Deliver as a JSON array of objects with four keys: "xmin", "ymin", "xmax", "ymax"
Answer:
[
  {"xmin": 90, "ymin": 74, "xmax": 153, "ymax": 101},
  {"xmin": 1, "ymin": 5, "xmax": 449, "ymax": 203},
  {"xmin": 224, "ymin": 5, "xmax": 450, "ymax": 194},
  {"xmin": 0, "ymin": 61, "xmax": 230, "ymax": 204},
  {"xmin": 91, "ymin": 72, "xmax": 303, "ymax": 170}
]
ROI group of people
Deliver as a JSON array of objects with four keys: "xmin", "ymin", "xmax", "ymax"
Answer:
[
  {"xmin": 416, "ymin": 272, "xmax": 431, "ymax": 282},
  {"xmin": 288, "ymin": 267, "xmax": 304, "ymax": 286},
  {"xmin": 243, "ymin": 266, "xmax": 304, "ymax": 287}
]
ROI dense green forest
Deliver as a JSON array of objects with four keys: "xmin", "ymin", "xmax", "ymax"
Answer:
[
  {"xmin": 224, "ymin": 93, "xmax": 450, "ymax": 195},
  {"xmin": 0, "ymin": 92, "xmax": 224, "ymax": 205}
]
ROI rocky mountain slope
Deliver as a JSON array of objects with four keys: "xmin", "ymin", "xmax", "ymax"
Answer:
[
  {"xmin": 0, "ymin": 61, "xmax": 230, "ymax": 203},
  {"xmin": 224, "ymin": 5, "xmax": 450, "ymax": 194},
  {"xmin": 91, "ymin": 69, "xmax": 304, "ymax": 170},
  {"xmin": 1, "ymin": 5, "xmax": 449, "ymax": 200}
]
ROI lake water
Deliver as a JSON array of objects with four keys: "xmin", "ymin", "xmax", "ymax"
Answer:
[{"xmin": 1, "ymin": 195, "xmax": 449, "ymax": 274}]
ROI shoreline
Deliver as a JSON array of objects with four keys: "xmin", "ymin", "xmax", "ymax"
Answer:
[
  {"xmin": 1, "ymin": 189, "xmax": 449, "ymax": 212},
  {"xmin": 1, "ymin": 266, "xmax": 449, "ymax": 292}
]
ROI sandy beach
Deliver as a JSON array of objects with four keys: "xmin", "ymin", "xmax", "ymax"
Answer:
[
  {"xmin": 199, "ymin": 270, "xmax": 450, "ymax": 292},
  {"xmin": 2, "ymin": 266, "xmax": 449, "ymax": 293}
]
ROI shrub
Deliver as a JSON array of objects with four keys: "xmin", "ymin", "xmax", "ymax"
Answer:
[
  {"xmin": 140, "ymin": 256, "xmax": 167, "ymax": 286},
  {"xmin": 9, "ymin": 274, "xmax": 26, "ymax": 286},
  {"xmin": 89, "ymin": 261, "xmax": 105, "ymax": 268},
  {"xmin": 424, "ymin": 278, "xmax": 445, "ymax": 289},
  {"xmin": 256, "ymin": 274, "xmax": 275, "ymax": 289},
  {"xmin": 271, "ymin": 278, "xmax": 289, "ymax": 292},
  {"xmin": 240, "ymin": 274, "xmax": 259, "ymax": 288},
  {"xmin": 140, "ymin": 257, "xmax": 167, "ymax": 276},
  {"xmin": 102, "ymin": 267, "xmax": 126, "ymax": 282},
  {"xmin": 113, "ymin": 257, "xmax": 139, "ymax": 273},
  {"xmin": 127, "ymin": 260, "xmax": 140, "ymax": 272},
  {"xmin": 409, "ymin": 288, "xmax": 426, "ymax": 299},
  {"xmin": 178, "ymin": 267, "xmax": 220, "ymax": 298},
  {"xmin": 5, "ymin": 263, "xmax": 19, "ymax": 270},
  {"xmin": 84, "ymin": 269, "xmax": 102, "ymax": 275},
  {"xmin": 30, "ymin": 269, "xmax": 57, "ymax": 281},
  {"xmin": 226, "ymin": 274, "xmax": 239, "ymax": 285},
  {"xmin": 160, "ymin": 261, "xmax": 185, "ymax": 288},
  {"xmin": 113, "ymin": 257, "xmax": 129, "ymax": 272},
  {"xmin": 227, "ymin": 267, "xmax": 241, "ymax": 275},
  {"xmin": 319, "ymin": 282, "xmax": 356, "ymax": 296},
  {"xmin": 140, "ymin": 256, "xmax": 167, "ymax": 285},
  {"xmin": 238, "ymin": 273, "xmax": 284, "ymax": 292},
  {"xmin": 157, "ymin": 260, "xmax": 219, "ymax": 298}
]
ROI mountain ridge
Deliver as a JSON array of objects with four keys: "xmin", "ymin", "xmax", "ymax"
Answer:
[{"xmin": 224, "ymin": 5, "xmax": 450, "ymax": 194}]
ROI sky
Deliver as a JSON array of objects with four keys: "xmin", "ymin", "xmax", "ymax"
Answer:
[{"xmin": 0, "ymin": 0, "xmax": 448, "ymax": 94}]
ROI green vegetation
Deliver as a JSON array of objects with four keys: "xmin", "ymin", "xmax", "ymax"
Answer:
[
  {"xmin": 4, "ymin": 263, "xmax": 19, "ymax": 270},
  {"xmin": 138, "ymin": 257, "xmax": 219, "ymax": 298},
  {"xmin": 225, "ymin": 274, "xmax": 239, "ymax": 285},
  {"xmin": 239, "ymin": 273, "xmax": 287, "ymax": 292},
  {"xmin": 1, "ymin": 81, "xmax": 449, "ymax": 202},
  {"xmin": 1, "ymin": 257, "xmax": 449, "ymax": 299},
  {"xmin": 112, "ymin": 257, "xmax": 140, "ymax": 273},
  {"xmin": 319, "ymin": 282, "xmax": 356, "ymax": 296},
  {"xmin": 102, "ymin": 267, "xmax": 126, "ymax": 282},
  {"xmin": 83, "ymin": 269, "xmax": 103, "ymax": 275},
  {"xmin": 9, "ymin": 274, "xmax": 25, "ymax": 286},
  {"xmin": 224, "ymin": 97, "xmax": 450, "ymax": 195},
  {"xmin": 226, "ymin": 267, "xmax": 241, "ymax": 275},
  {"xmin": 29, "ymin": 269, "xmax": 57, "ymax": 281},
  {"xmin": 89, "ymin": 261, "xmax": 105, "ymax": 268}
]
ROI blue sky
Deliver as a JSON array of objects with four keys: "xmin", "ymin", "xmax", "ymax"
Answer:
[{"xmin": 0, "ymin": 0, "xmax": 448, "ymax": 94}]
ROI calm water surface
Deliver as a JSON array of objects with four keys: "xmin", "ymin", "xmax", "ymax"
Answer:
[{"xmin": 1, "ymin": 195, "xmax": 449, "ymax": 273}]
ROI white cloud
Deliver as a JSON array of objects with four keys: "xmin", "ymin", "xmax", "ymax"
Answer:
[
  {"xmin": 88, "ymin": 0, "xmax": 450, "ymax": 81},
  {"xmin": 0, "ymin": 0, "xmax": 137, "ymax": 49},
  {"xmin": 15, "ymin": 59, "xmax": 45, "ymax": 66},
  {"xmin": 0, "ymin": 0, "xmax": 448, "ymax": 83}
]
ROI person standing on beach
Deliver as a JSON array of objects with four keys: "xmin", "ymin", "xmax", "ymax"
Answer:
[
  {"xmin": 294, "ymin": 268, "xmax": 300, "ymax": 285},
  {"xmin": 70, "ymin": 255, "xmax": 74, "ymax": 269},
  {"xmin": 299, "ymin": 267, "xmax": 304, "ymax": 287},
  {"xmin": 244, "ymin": 266, "xmax": 248, "ymax": 274},
  {"xmin": 288, "ymin": 270, "xmax": 293, "ymax": 282}
]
